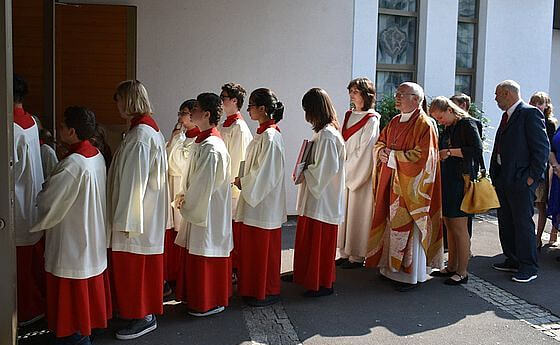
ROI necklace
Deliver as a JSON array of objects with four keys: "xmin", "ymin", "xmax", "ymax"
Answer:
[{"xmin": 387, "ymin": 109, "xmax": 420, "ymax": 150}]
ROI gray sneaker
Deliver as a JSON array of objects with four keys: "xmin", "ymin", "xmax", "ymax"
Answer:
[{"xmin": 115, "ymin": 314, "xmax": 157, "ymax": 340}]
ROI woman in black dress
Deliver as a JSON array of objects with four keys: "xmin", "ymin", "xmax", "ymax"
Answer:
[{"xmin": 429, "ymin": 96, "xmax": 483, "ymax": 285}]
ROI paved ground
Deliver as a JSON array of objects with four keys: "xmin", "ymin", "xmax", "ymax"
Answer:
[{"xmin": 19, "ymin": 215, "xmax": 560, "ymax": 345}]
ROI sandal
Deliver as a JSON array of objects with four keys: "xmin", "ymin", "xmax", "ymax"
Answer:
[
  {"xmin": 430, "ymin": 267, "xmax": 456, "ymax": 277},
  {"xmin": 444, "ymin": 274, "xmax": 469, "ymax": 285}
]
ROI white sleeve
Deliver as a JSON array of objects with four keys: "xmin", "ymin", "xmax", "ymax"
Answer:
[
  {"xmin": 303, "ymin": 137, "xmax": 341, "ymax": 199},
  {"xmin": 111, "ymin": 142, "xmax": 151, "ymax": 234},
  {"xmin": 228, "ymin": 125, "xmax": 252, "ymax": 183},
  {"xmin": 31, "ymin": 164, "xmax": 80, "ymax": 232},
  {"xmin": 345, "ymin": 117, "xmax": 379, "ymax": 191},
  {"xmin": 240, "ymin": 138, "xmax": 283, "ymax": 207},
  {"xmin": 180, "ymin": 150, "xmax": 218, "ymax": 227},
  {"xmin": 42, "ymin": 146, "xmax": 59, "ymax": 178},
  {"xmin": 167, "ymin": 133, "xmax": 188, "ymax": 173}
]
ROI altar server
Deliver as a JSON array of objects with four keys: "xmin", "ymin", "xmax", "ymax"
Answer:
[
  {"xmin": 32, "ymin": 106, "xmax": 111, "ymax": 345},
  {"xmin": 175, "ymin": 92, "xmax": 232, "ymax": 317},
  {"xmin": 13, "ymin": 74, "xmax": 46, "ymax": 326},
  {"xmin": 218, "ymin": 82, "xmax": 253, "ymax": 271},
  {"xmin": 283, "ymin": 88, "xmax": 345, "ymax": 297},
  {"xmin": 234, "ymin": 88, "xmax": 287, "ymax": 306},
  {"xmin": 107, "ymin": 80, "xmax": 168, "ymax": 339},
  {"xmin": 164, "ymin": 99, "xmax": 199, "ymax": 288}
]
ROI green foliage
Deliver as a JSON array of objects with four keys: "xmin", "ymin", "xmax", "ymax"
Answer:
[
  {"xmin": 375, "ymin": 93, "xmax": 490, "ymax": 146},
  {"xmin": 377, "ymin": 94, "xmax": 400, "ymax": 129}
]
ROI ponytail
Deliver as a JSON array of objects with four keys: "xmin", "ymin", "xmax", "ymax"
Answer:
[
  {"xmin": 272, "ymin": 101, "xmax": 284, "ymax": 123},
  {"xmin": 250, "ymin": 88, "xmax": 284, "ymax": 124}
]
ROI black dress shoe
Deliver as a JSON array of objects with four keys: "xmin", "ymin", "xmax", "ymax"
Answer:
[
  {"xmin": 335, "ymin": 258, "xmax": 349, "ymax": 266},
  {"xmin": 444, "ymin": 274, "xmax": 469, "ymax": 285},
  {"xmin": 303, "ymin": 287, "xmax": 334, "ymax": 297},
  {"xmin": 340, "ymin": 260, "xmax": 363, "ymax": 269},
  {"xmin": 430, "ymin": 268, "xmax": 456, "ymax": 277},
  {"xmin": 280, "ymin": 273, "xmax": 294, "ymax": 282},
  {"xmin": 394, "ymin": 282, "xmax": 419, "ymax": 292},
  {"xmin": 492, "ymin": 262, "xmax": 518, "ymax": 272}
]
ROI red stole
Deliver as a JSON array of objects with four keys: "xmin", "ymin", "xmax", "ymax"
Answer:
[
  {"xmin": 129, "ymin": 114, "xmax": 160, "ymax": 132},
  {"xmin": 185, "ymin": 127, "xmax": 201, "ymax": 138},
  {"xmin": 195, "ymin": 127, "xmax": 222, "ymax": 143},
  {"xmin": 14, "ymin": 107, "xmax": 35, "ymax": 129},
  {"xmin": 257, "ymin": 119, "xmax": 280, "ymax": 134},
  {"xmin": 222, "ymin": 113, "xmax": 243, "ymax": 128},
  {"xmin": 68, "ymin": 140, "xmax": 98, "ymax": 158},
  {"xmin": 341, "ymin": 111, "xmax": 376, "ymax": 141}
]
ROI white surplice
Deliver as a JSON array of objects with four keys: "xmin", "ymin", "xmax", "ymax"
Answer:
[
  {"xmin": 32, "ymin": 150, "xmax": 107, "ymax": 279},
  {"xmin": 175, "ymin": 135, "xmax": 233, "ymax": 257},
  {"xmin": 297, "ymin": 124, "xmax": 346, "ymax": 225},
  {"xmin": 218, "ymin": 116, "xmax": 253, "ymax": 215},
  {"xmin": 40, "ymin": 143, "xmax": 59, "ymax": 179},
  {"xmin": 338, "ymin": 110, "xmax": 380, "ymax": 260},
  {"xmin": 14, "ymin": 119, "xmax": 44, "ymax": 246},
  {"xmin": 107, "ymin": 124, "xmax": 168, "ymax": 255},
  {"xmin": 235, "ymin": 127, "xmax": 287, "ymax": 229},
  {"xmin": 166, "ymin": 131, "xmax": 197, "ymax": 230}
]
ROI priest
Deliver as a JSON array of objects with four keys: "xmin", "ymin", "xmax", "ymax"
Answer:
[{"xmin": 366, "ymin": 82, "xmax": 443, "ymax": 291}]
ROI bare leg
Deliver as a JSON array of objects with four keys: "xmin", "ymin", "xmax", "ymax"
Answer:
[
  {"xmin": 443, "ymin": 217, "xmax": 458, "ymax": 272},
  {"xmin": 446, "ymin": 217, "xmax": 470, "ymax": 277},
  {"xmin": 535, "ymin": 202, "xmax": 547, "ymax": 248}
]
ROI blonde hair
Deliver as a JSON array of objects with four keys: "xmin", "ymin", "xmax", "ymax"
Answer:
[
  {"xmin": 113, "ymin": 80, "xmax": 153, "ymax": 115},
  {"xmin": 429, "ymin": 96, "xmax": 470, "ymax": 121},
  {"xmin": 530, "ymin": 91, "xmax": 554, "ymax": 118}
]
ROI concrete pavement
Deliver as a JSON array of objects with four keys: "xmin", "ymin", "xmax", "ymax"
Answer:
[{"xmin": 18, "ymin": 215, "xmax": 560, "ymax": 345}]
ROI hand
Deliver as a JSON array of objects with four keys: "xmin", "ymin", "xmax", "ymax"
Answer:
[
  {"xmin": 439, "ymin": 149, "xmax": 450, "ymax": 161},
  {"xmin": 554, "ymin": 166, "xmax": 560, "ymax": 178},
  {"xmin": 527, "ymin": 177, "xmax": 534, "ymax": 186},
  {"xmin": 379, "ymin": 148, "xmax": 390, "ymax": 164},
  {"xmin": 175, "ymin": 194, "xmax": 185, "ymax": 209},
  {"xmin": 233, "ymin": 177, "xmax": 241, "ymax": 190}
]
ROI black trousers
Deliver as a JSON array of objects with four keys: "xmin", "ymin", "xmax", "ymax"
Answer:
[{"xmin": 495, "ymin": 182, "xmax": 538, "ymax": 275}]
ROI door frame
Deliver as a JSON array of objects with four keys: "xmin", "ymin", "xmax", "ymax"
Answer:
[{"xmin": 0, "ymin": 0, "xmax": 17, "ymax": 344}]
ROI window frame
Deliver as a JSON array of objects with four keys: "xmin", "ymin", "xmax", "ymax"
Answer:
[
  {"xmin": 455, "ymin": 0, "xmax": 479, "ymax": 99},
  {"xmin": 376, "ymin": 1, "xmax": 419, "ymax": 96}
]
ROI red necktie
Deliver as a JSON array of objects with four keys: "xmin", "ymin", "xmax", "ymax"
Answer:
[{"xmin": 496, "ymin": 112, "xmax": 508, "ymax": 155}]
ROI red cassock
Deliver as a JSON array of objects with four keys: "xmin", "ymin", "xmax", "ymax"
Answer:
[
  {"xmin": 180, "ymin": 253, "xmax": 232, "ymax": 313},
  {"xmin": 163, "ymin": 228, "xmax": 181, "ymax": 282},
  {"xmin": 110, "ymin": 251, "xmax": 164, "ymax": 319},
  {"xmin": 231, "ymin": 221, "xmax": 243, "ymax": 270},
  {"xmin": 46, "ymin": 271, "xmax": 112, "ymax": 337},
  {"xmin": 293, "ymin": 216, "xmax": 337, "ymax": 291},
  {"xmin": 17, "ymin": 238, "xmax": 46, "ymax": 322},
  {"xmin": 238, "ymin": 224, "xmax": 281, "ymax": 299}
]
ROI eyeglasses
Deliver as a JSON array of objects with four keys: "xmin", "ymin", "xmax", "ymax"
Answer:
[
  {"xmin": 394, "ymin": 92, "xmax": 415, "ymax": 98},
  {"xmin": 177, "ymin": 111, "xmax": 189, "ymax": 116},
  {"xmin": 220, "ymin": 95, "xmax": 230, "ymax": 100}
]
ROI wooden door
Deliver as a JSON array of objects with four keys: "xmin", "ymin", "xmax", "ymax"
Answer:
[{"xmin": 55, "ymin": 3, "xmax": 136, "ymax": 150}]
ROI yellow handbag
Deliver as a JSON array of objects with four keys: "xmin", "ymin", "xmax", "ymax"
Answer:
[{"xmin": 460, "ymin": 170, "xmax": 500, "ymax": 214}]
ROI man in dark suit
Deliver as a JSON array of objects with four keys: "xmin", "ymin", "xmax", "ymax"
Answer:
[{"xmin": 490, "ymin": 80, "xmax": 550, "ymax": 283}]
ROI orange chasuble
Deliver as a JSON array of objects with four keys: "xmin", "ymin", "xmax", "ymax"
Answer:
[{"xmin": 365, "ymin": 109, "xmax": 443, "ymax": 273}]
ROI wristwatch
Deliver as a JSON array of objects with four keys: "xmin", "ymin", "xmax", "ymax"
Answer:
[{"xmin": 446, "ymin": 149, "xmax": 451, "ymax": 157}]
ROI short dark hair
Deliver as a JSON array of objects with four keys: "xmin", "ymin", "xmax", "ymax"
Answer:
[
  {"xmin": 39, "ymin": 128, "xmax": 55, "ymax": 147},
  {"xmin": 14, "ymin": 74, "xmax": 28, "ymax": 103},
  {"xmin": 179, "ymin": 99, "xmax": 197, "ymax": 112},
  {"xmin": 221, "ymin": 82, "xmax": 246, "ymax": 110},
  {"xmin": 197, "ymin": 93, "xmax": 223, "ymax": 126},
  {"xmin": 347, "ymin": 77, "xmax": 376, "ymax": 111},
  {"xmin": 63, "ymin": 106, "xmax": 97, "ymax": 140},
  {"xmin": 302, "ymin": 88, "xmax": 340, "ymax": 132},
  {"xmin": 249, "ymin": 88, "xmax": 284, "ymax": 123}
]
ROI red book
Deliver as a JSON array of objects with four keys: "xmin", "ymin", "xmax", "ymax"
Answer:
[{"xmin": 292, "ymin": 140, "xmax": 314, "ymax": 185}]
